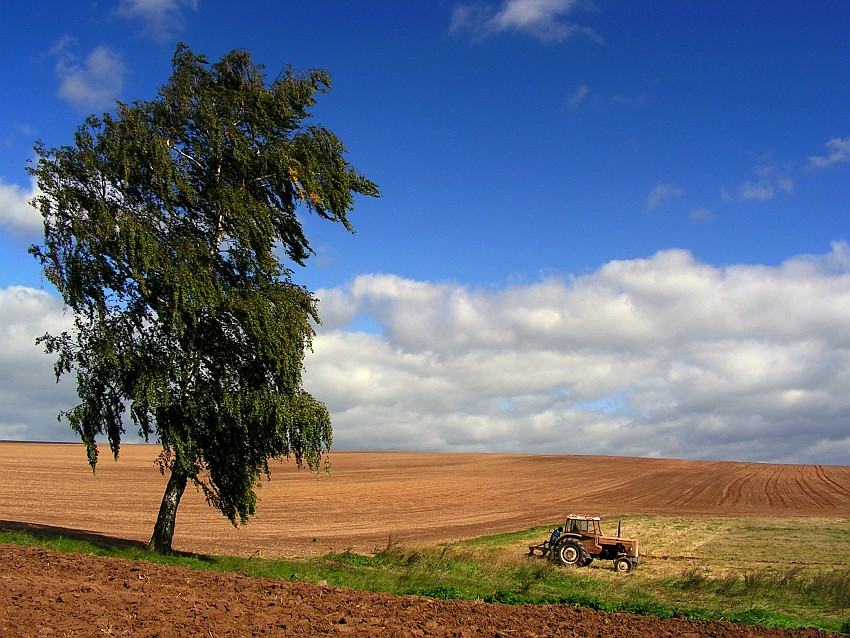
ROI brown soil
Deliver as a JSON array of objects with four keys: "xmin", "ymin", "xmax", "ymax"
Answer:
[{"xmin": 1, "ymin": 443, "xmax": 848, "ymax": 636}]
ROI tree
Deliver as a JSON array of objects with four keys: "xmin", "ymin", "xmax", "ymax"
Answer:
[{"xmin": 28, "ymin": 44, "xmax": 379, "ymax": 553}]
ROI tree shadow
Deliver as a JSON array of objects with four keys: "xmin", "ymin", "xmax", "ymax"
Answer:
[
  {"xmin": 0, "ymin": 519, "xmax": 147, "ymax": 551},
  {"xmin": 0, "ymin": 520, "xmax": 215, "ymax": 561}
]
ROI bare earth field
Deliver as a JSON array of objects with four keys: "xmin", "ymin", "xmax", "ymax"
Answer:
[{"xmin": 1, "ymin": 442, "xmax": 848, "ymax": 636}]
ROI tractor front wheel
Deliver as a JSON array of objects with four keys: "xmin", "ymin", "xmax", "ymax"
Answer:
[
  {"xmin": 555, "ymin": 540, "xmax": 586, "ymax": 567},
  {"xmin": 614, "ymin": 557, "xmax": 634, "ymax": 573}
]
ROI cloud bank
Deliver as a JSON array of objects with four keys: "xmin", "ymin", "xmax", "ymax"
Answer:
[
  {"xmin": 307, "ymin": 245, "xmax": 850, "ymax": 464},
  {"xmin": 0, "ymin": 287, "xmax": 76, "ymax": 442},
  {"xmin": 4, "ymin": 246, "xmax": 850, "ymax": 465}
]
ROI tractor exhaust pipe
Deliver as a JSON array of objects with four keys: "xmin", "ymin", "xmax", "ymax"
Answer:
[{"xmin": 617, "ymin": 520, "xmax": 621, "ymax": 537}]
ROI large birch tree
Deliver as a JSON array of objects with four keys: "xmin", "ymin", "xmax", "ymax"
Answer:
[{"xmin": 28, "ymin": 44, "xmax": 379, "ymax": 553}]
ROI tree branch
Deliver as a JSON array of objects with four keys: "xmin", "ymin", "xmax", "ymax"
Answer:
[{"xmin": 168, "ymin": 140, "xmax": 203, "ymax": 169}]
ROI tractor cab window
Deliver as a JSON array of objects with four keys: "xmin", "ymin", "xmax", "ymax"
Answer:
[{"xmin": 567, "ymin": 519, "xmax": 594, "ymax": 533}]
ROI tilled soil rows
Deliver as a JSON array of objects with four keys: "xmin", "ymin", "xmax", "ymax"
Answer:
[{"xmin": 0, "ymin": 544, "xmax": 827, "ymax": 638}]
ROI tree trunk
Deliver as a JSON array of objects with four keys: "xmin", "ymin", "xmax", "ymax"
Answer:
[{"xmin": 148, "ymin": 468, "xmax": 188, "ymax": 554}]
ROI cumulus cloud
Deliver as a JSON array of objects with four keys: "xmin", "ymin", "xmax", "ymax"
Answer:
[
  {"xmin": 451, "ymin": 0, "xmax": 600, "ymax": 42},
  {"xmin": 646, "ymin": 183, "xmax": 684, "ymax": 210},
  {"xmin": 305, "ymin": 244, "xmax": 850, "ymax": 464},
  {"xmin": 0, "ymin": 176, "xmax": 41, "ymax": 236},
  {"xmin": 809, "ymin": 135, "xmax": 850, "ymax": 169},
  {"xmin": 117, "ymin": 0, "xmax": 198, "ymax": 40},
  {"xmin": 51, "ymin": 39, "xmax": 125, "ymax": 113},
  {"xmin": 6, "ymin": 246, "xmax": 850, "ymax": 464}
]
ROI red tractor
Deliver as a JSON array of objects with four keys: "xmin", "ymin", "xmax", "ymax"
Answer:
[{"xmin": 529, "ymin": 514, "xmax": 639, "ymax": 573}]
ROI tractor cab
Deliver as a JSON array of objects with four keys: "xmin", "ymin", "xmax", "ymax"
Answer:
[{"xmin": 565, "ymin": 515, "xmax": 601, "ymax": 536}]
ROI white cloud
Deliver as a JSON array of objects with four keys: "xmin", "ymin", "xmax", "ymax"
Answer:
[
  {"xmin": 451, "ymin": 0, "xmax": 601, "ymax": 42},
  {"xmin": 6, "ymin": 245, "xmax": 850, "ymax": 464},
  {"xmin": 51, "ymin": 40, "xmax": 125, "ymax": 113},
  {"xmin": 305, "ymin": 244, "xmax": 850, "ymax": 464},
  {"xmin": 809, "ymin": 135, "xmax": 850, "ymax": 169},
  {"xmin": 0, "ymin": 286, "xmax": 77, "ymax": 442},
  {"xmin": 722, "ymin": 137, "xmax": 849, "ymax": 207},
  {"xmin": 566, "ymin": 84, "xmax": 589, "ymax": 108},
  {"xmin": 737, "ymin": 180, "xmax": 775, "ymax": 202},
  {"xmin": 689, "ymin": 207, "xmax": 715, "ymax": 223},
  {"xmin": 0, "ymin": 176, "xmax": 41, "ymax": 236},
  {"xmin": 117, "ymin": 0, "xmax": 198, "ymax": 40},
  {"xmin": 646, "ymin": 183, "xmax": 684, "ymax": 210},
  {"xmin": 723, "ymin": 156, "xmax": 794, "ymax": 203}
]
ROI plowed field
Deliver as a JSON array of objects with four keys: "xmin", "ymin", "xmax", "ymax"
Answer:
[
  {"xmin": 1, "ymin": 442, "xmax": 848, "ymax": 636},
  {"xmin": 2, "ymin": 443, "xmax": 847, "ymax": 557}
]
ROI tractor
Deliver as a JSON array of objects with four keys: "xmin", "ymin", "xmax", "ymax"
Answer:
[{"xmin": 528, "ymin": 514, "xmax": 639, "ymax": 573}]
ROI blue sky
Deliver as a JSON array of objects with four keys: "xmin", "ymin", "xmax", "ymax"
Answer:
[{"xmin": 2, "ymin": 1, "xmax": 850, "ymax": 464}]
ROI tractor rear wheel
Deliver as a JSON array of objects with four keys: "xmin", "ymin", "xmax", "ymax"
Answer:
[{"xmin": 555, "ymin": 540, "xmax": 585, "ymax": 567}]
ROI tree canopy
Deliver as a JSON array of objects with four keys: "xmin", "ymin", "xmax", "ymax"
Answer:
[{"xmin": 28, "ymin": 44, "xmax": 379, "ymax": 553}]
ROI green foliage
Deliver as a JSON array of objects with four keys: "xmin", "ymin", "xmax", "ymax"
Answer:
[
  {"xmin": 26, "ymin": 44, "xmax": 378, "ymax": 549},
  {"xmin": 510, "ymin": 561, "xmax": 554, "ymax": 594},
  {"xmin": 325, "ymin": 549, "xmax": 380, "ymax": 568},
  {"xmin": 404, "ymin": 584, "xmax": 465, "ymax": 600},
  {"xmin": 672, "ymin": 565, "xmax": 850, "ymax": 611}
]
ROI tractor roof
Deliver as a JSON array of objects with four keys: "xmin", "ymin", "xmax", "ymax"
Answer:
[{"xmin": 566, "ymin": 514, "xmax": 601, "ymax": 521}]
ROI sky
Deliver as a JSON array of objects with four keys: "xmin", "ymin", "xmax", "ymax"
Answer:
[{"xmin": 1, "ymin": 1, "xmax": 850, "ymax": 465}]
